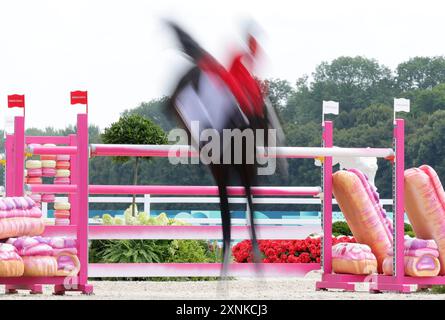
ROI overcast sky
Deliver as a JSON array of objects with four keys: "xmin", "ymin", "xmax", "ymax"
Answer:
[{"xmin": 0, "ymin": 0, "xmax": 444, "ymax": 130}]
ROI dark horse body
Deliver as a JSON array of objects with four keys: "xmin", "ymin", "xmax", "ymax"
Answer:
[{"xmin": 167, "ymin": 22, "xmax": 286, "ymax": 275}]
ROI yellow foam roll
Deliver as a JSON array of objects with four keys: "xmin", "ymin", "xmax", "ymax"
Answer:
[
  {"xmin": 55, "ymin": 169, "xmax": 70, "ymax": 177},
  {"xmin": 25, "ymin": 160, "xmax": 42, "ymax": 169},
  {"xmin": 54, "ymin": 202, "xmax": 71, "ymax": 210}
]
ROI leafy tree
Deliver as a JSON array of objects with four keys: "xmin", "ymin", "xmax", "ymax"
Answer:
[
  {"xmin": 262, "ymin": 78, "xmax": 294, "ymax": 112},
  {"xmin": 122, "ymin": 97, "xmax": 175, "ymax": 132},
  {"xmin": 102, "ymin": 114, "xmax": 168, "ymax": 216},
  {"xmin": 405, "ymin": 83, "xmax": 445, "ymax": 115},
  {"xmin": 407, "ymin": 110, "xmax": 445, "ymax": 176},
  {"xmin": 397, "ymin": 56, "xmax": 445, "ymax": 90},
  {"xmin": 311, "ymin": 56, "xmax": 397, "ymax": 112}
]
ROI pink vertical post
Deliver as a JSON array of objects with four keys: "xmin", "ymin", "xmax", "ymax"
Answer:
[
  {"xmin": 69, "ymin": 134, "xmax": 78, "ymax": 226},
  {"xmin": 76, "ymin": 113, "xmax": 89, "ymax": 288},
  {"xmin": 322, "ymin": 121, "xmax": 333, "ymax": 274},
  {"xmin": 5, "ymin": 134, "xmax": 15, "ymax": 196},
  {"xmin": 393, "ymin": 119, "xmax": 405, "ymax": 281},
  {"xmin": 13, "ymin": 116, "xmax": 25, "ymax": 196}
]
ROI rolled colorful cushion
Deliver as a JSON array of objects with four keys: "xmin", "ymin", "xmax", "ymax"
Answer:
[
  {"xmin": 54, "ymin": 202, "xmax": 71, "ymax": 210},
  {"xmin": 41, "ymin": 194, "xmax": 55, "ymax": 203},
  {"xmin": 25, "ymin": 160, "xmax": 42, "ymax": 169},
  {"xmin": 40, "ymin": 155, "xmax": 57, "ymax": 161},
  {"xmin": 56, "ymin": 155, "xmax": 70, "ymax": 161},
  {"xmin": 55, "ymin": 169, "xmax": 70, "ymax": 177},
  {"xmin": 54, "ymin": 177, "xmax": 70, "ymax": 185},
  {"xmin": 27, "ymin": 168, "xmax": 42, "ymax": 177},
  {"xmin": 30, "ymin": 194, "xmax": 42, "ymax": 202},
  {"xmin": 0, "ymin": 218, "xmax": 45, "ymax": 240},
  {"xmin": 42, "ymin": 168, "xmax": 56, "ymax": 177},
  {"xmin": 55, "ymin": 218, "xmax": 70, "ymax": 226},
  {"xmin": 382, "ymin": 237, "xmax": 441, "ymax": 277},
  {"xmin": 54, "ymin": 210, "xmax": 70, "ymax": 219},
  {"xmin": 0, "ymin": 244, "xmax": 24, "ymax": 277},
  {"xmin": 405, "ymin": 165, "xmax": 445, "ymax": 275},
  {"xmin": 41, "ymin": 160, "xmax": 56, "ymax": 168},
  {"xmin": 56, "ymin": 161, "xmax": 70, "ymax": 170},
  {"xmin": 333, "ymin": 169, "xmax": 393, "ymax": 272},
  {"xmin": 41, "ymin": 145, "xmax": 57, "ymax": 161},
  {"xmin": 27, "ymin": 177, "xmax": 43, "ymax": 184},
  {"xmin": 332, "ymin": 242, "xmax": 378, "ymax": 275},
  {"xmin": 22, "ymin": 256, "xmax": 58, "ymax": 276},
  {"xmin": 49, "ymin": 237, "xmax": 77, "ymax": 249}
]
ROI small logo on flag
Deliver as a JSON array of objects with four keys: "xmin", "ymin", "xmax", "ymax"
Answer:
[
  {"xmin": 394, "ymin": 98, "xmax": 410, "ymax": 113},
  {"xmin": 322, "ymin": 100, "xmax": 339, "ymax": 115},
  {"xmin": 7, "ymin": 94, "xmax": 25, "ymax": 108},
  {"xmin": 71, "ymin": 91, "xmax": 88, "ymax": 105}
]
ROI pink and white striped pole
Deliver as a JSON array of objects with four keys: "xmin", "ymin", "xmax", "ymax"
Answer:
[{"xmin": 322, "ymin": 121, "xmax": 333, "ymax": 274}]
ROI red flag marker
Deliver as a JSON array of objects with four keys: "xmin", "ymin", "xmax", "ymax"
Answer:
[
  {"xmin": 8, "ymin": 94, "xmax": 25, "ymax": 108},
  {"xmin": 70, "ymin": 91, "xmax": 88, "ymax": 105}
]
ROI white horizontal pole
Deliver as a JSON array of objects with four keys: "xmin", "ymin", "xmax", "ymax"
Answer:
[
  {"xmin": 86, "ymin": 218, "xmax": 324, "ymax": 225},
  {"xmin": 63, "ymin": 196, "xmax": 392, "ymax": 206},
  {"xmin": 90, "ymin": 144, "xmax": 394, "ymax": 159}
]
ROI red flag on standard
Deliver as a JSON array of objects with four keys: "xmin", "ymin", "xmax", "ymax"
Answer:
[
  {"xmin": 8, "ymin": 94, "xmax": 25, "ymax": 108},
  {"xmin": 71, "ymin": 91, "xmax": 88, "ymax": 105}
]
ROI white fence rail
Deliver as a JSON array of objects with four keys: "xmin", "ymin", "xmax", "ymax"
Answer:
[{"xmin": 42, "ymin": 195, "xmax": 394, "ymax": 225}]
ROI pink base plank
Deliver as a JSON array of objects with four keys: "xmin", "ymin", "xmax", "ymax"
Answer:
[
  {"xmin": 5, "ymin": 284, "xmax": 43, "ymax": 294},
  {"xmin": 89, "ymin": 263, "xmax": 321, "ymax": 278},
  {"xmin": 0, "ymin": 276, "xmax": 78, "ymax": 285},
  {"xmin": 54, "ymin": 283, "xmax": 93, "ymax": 295},
  {"xmin": 316, "ymin": 281, "xmax": 355, "ymax": 292},
  {"xmin": 317, "ymin": 273, "xmax": 445, "ymax": 292}
]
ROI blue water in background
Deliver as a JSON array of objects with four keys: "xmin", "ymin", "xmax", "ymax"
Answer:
[{"xmin": 46, "ymin": 209, "xmax": 410, "ymax": 222}]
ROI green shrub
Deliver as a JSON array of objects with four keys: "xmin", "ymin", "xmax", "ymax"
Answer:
[
  {"xmin": 332, "ymin": 221, "xmax": 352, "ymax": 236},
  {"xmin": 431, "ymin": 285, "xmax": 445, "ymax": 294},
  {"xmin": 89, "ymin": 239, "xmax": 221, "ymax": 281},
  {"xmin": 332, "ymin": 221, "xmax": 416, "ymax": 237}
]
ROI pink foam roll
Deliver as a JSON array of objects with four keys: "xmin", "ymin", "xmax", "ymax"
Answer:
[
  {"xmin": 42, "ymin": 168, "xmax": 56, "ymax": 177},
  {"xmin": 41, "ymin": 194, "xmax": 55, "ymax": 203},
  {"xmin": 19, "ymin": 243, "xmax": 53, "ymax": 257},
  {"xmin": 56, "ymin": 161, "xmax": 70, "ymax": 170},
  {"xmin": 27, "ymin": 177, "xmax": 43, "ymax": 184},
  {"xmin": 30, "ymin": 194, "xmax": 42, "ymax": 202},
  {"xmin": 54, "ymin": 177, "xmax": 70, "ymax": 185},
  {"xmin": 40, "ymin": 155, "xmax": 57, "ymax": 161},
  {"xmin": 54, "ymin": 210, "xmax": 70, "ymax": 219},
  {"xmin": 56, "ymin": 155, "xmax": 70, "ymax": 161},
  {"xmin": 27, "ymin": 169, "xmax": 42, "ymax": 177}
]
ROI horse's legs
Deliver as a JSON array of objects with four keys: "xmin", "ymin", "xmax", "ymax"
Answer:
[
  {"xmin": 239, "ymin": 164, "xmax": 262, "ymax": 263},
  {"xmin": 211, "ymin": 165, "xmax": 232, "ymax": 277}
]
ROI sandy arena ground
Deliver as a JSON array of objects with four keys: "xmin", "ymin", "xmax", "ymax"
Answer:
[{"xmin": 0, "ymin": 271, "xmax": 444, "ymax": 300}]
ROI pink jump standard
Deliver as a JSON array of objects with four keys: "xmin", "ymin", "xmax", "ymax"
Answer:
[
  {"xmin": 315, "ymin": 119, "xmax": 420, "ymax": 293},
  {"xmin": 3, "ymin": 95, "xmax": 93, "ymax": 295}
]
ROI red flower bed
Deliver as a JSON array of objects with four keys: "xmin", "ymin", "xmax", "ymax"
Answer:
[{"xmin": 232, "ymin": 236, "xmax": 355, "ymax": 263}]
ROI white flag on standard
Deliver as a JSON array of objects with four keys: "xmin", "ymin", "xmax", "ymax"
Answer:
[
  {"xmin": 394, "ymin": 98, "xmax": 410, "ymax": 113},
  {"xmin": 322, "ymin": 100, "xmax": 339, "ymax": 115}
]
